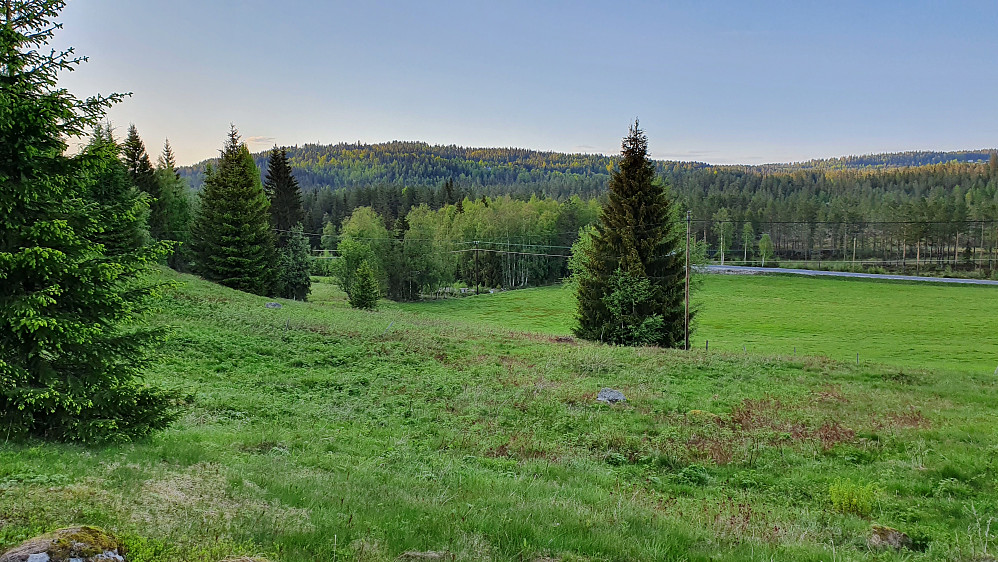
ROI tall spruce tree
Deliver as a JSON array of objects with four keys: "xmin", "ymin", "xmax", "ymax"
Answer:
[
  {"xmin": 154, "ymin": 139, "xmax": 192, "ymax": 269},
  {"xmin": 122, "ymin": 124, "xmax": 166, "ymax": 239},
  {"xmin": 263, "ymin": 147, "xmax": 304, "ymax": 247},
  {"xmin": 574, "ymin": 121, "xmax": 687, "ymax": 347},
  {"xmin": 0, "ymin": 0, "xmax": 175, "ymax": 442},
  {"xmin": 190, "ymin": 126, "xmax": 276, "ymax": 296},
  {"xmin": 80, "ymin": 124, "xmax": 150, "ymax": 255}
]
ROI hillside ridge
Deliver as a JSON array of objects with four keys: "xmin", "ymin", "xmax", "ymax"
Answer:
[{"xmin": 177, "ymin": 141, "xmax": 998, "ymax": 192}]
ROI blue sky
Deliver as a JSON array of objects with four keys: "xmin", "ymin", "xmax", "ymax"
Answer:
[{"xmin": 56, "ymin": 0, "xmax": 998, "ymax": 166}]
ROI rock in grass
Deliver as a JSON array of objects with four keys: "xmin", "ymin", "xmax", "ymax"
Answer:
[
  {"xmin": 596, "ymin": 388, "xmax": 626, "ymax": 404},
  {"xmin": 265, "ymin": 302, "xmax": 282, "ymax": 309},
  {"xmin": 0, "ymin": 527, "xmax": 124, "ymax": 562},
  {"xmin": 868, "ymin": 524, "xmax": 912, "ymax": 551}
]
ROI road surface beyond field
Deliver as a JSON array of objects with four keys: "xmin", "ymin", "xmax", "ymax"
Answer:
[{"xmin": 706, "ymin": 265, "xmax": 998, "ymax": 285}]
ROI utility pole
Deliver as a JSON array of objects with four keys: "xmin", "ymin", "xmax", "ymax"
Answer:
[
  {"xmin": 685, "ymin": 210, "xmax": 691, "ymax": 351},
  {"xmin": 474, "ymin": 240, "xmax": 479, "ymax": 295}
]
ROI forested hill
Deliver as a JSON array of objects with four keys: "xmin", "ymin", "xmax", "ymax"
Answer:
[
  {"xmin": 769, "ymin": 150, "xmax": 997, "ymax": 171},
  {"xmin": 177, "ymin": 142, "xmax": 998, "ymax": 194},
  {"xmin": 178, "ymin": 141, "xmax": 634, "ymax": 198}
]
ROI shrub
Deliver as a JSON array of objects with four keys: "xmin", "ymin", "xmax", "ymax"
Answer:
[
  {"xmin": 349, "ymin": 260, "xmax": 379, "ymax": 310},
  {"xmin": 829, "ymin": 479, "xmax": 879, "ymax": 516}
]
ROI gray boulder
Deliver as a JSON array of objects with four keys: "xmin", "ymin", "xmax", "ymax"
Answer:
[
  {"xmin": 264, "ymin": 302, "xmax": 282, "ymax": 309},
  {"xmin": 596, "ymin": 388, "xmax": 626, "ymax": 404},
  {"xmin": 868, "ymin": 525, "xmax": 912, "ymax": 551},
  {"xmin": 0, "ymin": 527, "xmax": 125, "ymax": 562}
]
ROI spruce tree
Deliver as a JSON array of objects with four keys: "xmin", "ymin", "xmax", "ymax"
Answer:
[
  {"xmin": 574, "ymin": 121, "xmax": 687, "ymax": 347},
  {"xmin": 263, "ymin": 147, "xmax": 304, "ymax": 247},
  {"xmin": 80, "ymin": 124, "xmax": 150, "ymax": 255},
  {"xmin": 349, "ymin": 260, "xmax": 379, "ymax": 310},
  {"xmin": 154, "ymin": 139, "xmax": 192, "ymax": 270},
  {"xmin": 0, "ymin": 1, "xmax": 175, "ymax": 442},
  {"xmin": 122, "ymin": 124, "xmax": 166, "ymax": 239},
  {"xmin": 275, "ymin": 224, "xmax": 313, "ymax": 301},
  {"xmin": 190, "ymin": 126, "xmax": 276, "ymax": 296}
]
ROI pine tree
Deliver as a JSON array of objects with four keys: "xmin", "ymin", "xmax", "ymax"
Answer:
[
  {"xmin": 263, "ymin": 147, "xmax": 304, "ymax": 247},
  {"xmin": 574, "ymin": 121, "xmax": 687, "ymax": 347},
  {"xmin": 0, "ymin": 1, "xmax": 175, "ymax": 442},
  {"xmin": 190, "ymin": 126, "xmax": 276, "ymax": 296},
  {"xmin": 122, "ymin": 124, "xmax": 166, "ymax": 239},
  {"xmin": 276, "ymin": 224, "xmax": 313, "ymax": 301},
  {"xmin": 154, "ymin": 139, "xmax": 192, "ymax": 270}
]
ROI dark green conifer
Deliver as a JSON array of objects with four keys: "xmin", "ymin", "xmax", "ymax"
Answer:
[
  {"xmin": 275, "ymin": 224, "xmax": 313, "ymax": 301},
  {"xmin": 349, "ymin": 259, "xmax": 379, "ymax": 310},
  {"xmin": 154, "ymin": 139, "xmax": 192, "ymax": 270},
  {"xmin": 190, "ymin": 126, "xmax": 276, "ymax": 296},
  {"xmin": 263, "ymin": 147, "xmax": 304, "ymax": 247},
  {"xmin": 122, "ymin": 124, "xmax": 166, "ymax": 239},
  {"xmin": 0, "ymin": 0, "xmax": 175, "ymax": 442},
  {"xmin": 80, "ymin": 124, "xmax": 150, "ymax": 255},
  {"xmin": 574, "ymin": 121, "xmax": 687, "ymax": 347}
]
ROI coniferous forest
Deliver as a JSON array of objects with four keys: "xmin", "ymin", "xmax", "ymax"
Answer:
[{"xmin": 179, "ymin": 143, "xmax": 998, "ymax": 275}]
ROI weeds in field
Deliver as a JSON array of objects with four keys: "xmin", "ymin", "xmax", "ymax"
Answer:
[{"xmin": 828, "ymin": 479, "xmax": 879, "ymax": 517}]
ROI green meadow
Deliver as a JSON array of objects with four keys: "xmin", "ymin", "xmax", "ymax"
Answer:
[
  {"xmin": 1, "ymin": 271, "xmax": 996, "ymax": 561},
  {"xmin": 397, "ymin": 274, "xmax": 998, "ymax": 376}
]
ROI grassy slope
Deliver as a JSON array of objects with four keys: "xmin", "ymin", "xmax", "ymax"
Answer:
[
  {"xmin": 397, "ymin": 275, "xmax": 998, "ymax": 376},
  {"xmin": 1, "ymin": 272, "xmax": 996, "ymax": 561}
]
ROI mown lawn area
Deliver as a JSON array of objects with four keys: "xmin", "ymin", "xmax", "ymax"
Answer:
[
  {"xmin": 397, "ymin": 274, "xmax": 998, "ymax": 376},
  {"xmin": 1, "ymin": 271, "xmax": 996, "ymax": 561}
]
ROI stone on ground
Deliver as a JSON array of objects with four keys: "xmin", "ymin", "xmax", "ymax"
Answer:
[
  {"xmin": 868, "ymin": 524, "xmax": 912, "ymax": 550},
  {"xmin": 0, "ymin": 527, "xmax": 125, "ymax": 562},
  {"xmin": 596, "ymin": 388, "xmax": 626, "ymax": 404}
]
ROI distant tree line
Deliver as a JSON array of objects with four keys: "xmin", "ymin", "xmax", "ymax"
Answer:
[
  {"xmin": 177, "ymin": 142, "xmax": 998, "ymax": 273},
  {"xmin": 267, "ymin": 147, "xmax": 998, "ymax": 275}
]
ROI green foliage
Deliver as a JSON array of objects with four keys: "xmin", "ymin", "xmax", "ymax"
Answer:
[
  {"xmin": 189, "ymin": 126, "xmax": 276, "ymax": 296},
  {"xmin": 122, "ymin": 124, "xmax": 165, "ymax": 239},
  {"xmin": 712, "ymin": 208, "xmax": 733, "ymax": 264},
  {"xmin": 263, "ymin": 146, "xmax": 304, "ymax": 247},
  {"xmin": 758, "ymin": 233, "xmax": 774, "ymax": 266},
  {"xmin": 741, "ymin": 222, "xmax": 755, "ymax": 262},
  {"xmin": 567, "ymin": 224, "xmax": 596, "ymax": 290},
  {"xmin": 386, "ymin": 205, "xmax": 452, "ymax": 301},
  {"xmin": 331, "ymin": 207, "xmax": 390, "ymax": 299},
  {"xmin": 80, "ymin": 125, "xmax": 150, "ymax": 255},
  {"xmin": 0, "ymin": 0, "xmax": 175, "ymax": 442},
  {"xmin": 153, "ymin": 139, "xmax": 193, "ymax": 270},
  {"xmin": 275, "ymin": 224, "xmax": 313, "ymax": 301},
  {"xmin": 333, "ymin": 237, "xmax": 375, "ymax": 301},
  {"xmin": 349, "ymin": 259, "xmax": 379, "ymax": 310},
  {"xmin": 575, "ymin": 121, "xmax": 687, "ymax": 347},
  {"xmin": 829, "ymin": 479, "xmax": 879, "ymax": 517},
  {"xmin": 599, "ymin": 268, "xmax": 665, "ymax": 346}
]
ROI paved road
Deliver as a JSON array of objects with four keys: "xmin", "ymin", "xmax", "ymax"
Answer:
[{"xmin": 706, "ymin": 265, "xmax": 998, "ymax": 286}]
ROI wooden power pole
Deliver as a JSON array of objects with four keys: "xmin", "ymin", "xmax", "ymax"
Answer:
[{"xmin": 685, "ymin": 211, "xmax": 691, "ymax": 351}]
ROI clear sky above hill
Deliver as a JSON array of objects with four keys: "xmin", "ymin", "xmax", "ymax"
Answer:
[{"xmin": 55, "ymin": 0, "xmax": 998, "ymax": 166}]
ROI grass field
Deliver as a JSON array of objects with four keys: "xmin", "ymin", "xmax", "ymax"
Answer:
[
  {"xmin": 397, "ymin": 274, "xmax": 998, "ymax": 375},
  {"xmin": 1, "ymin": 271, "xmax": 997, "ymax": 561}
]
